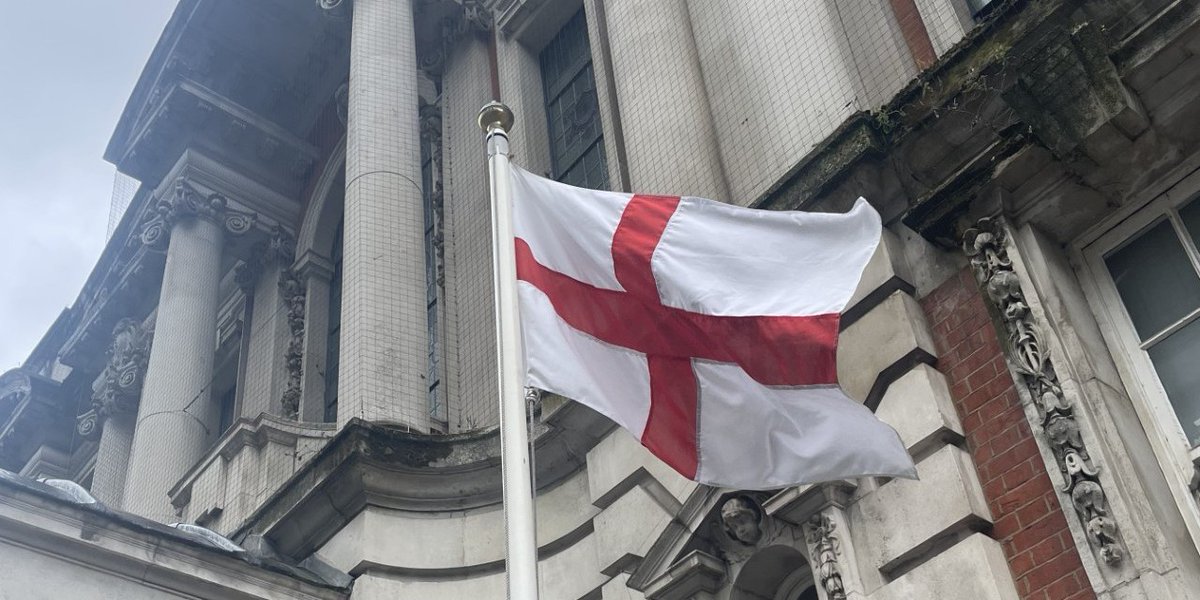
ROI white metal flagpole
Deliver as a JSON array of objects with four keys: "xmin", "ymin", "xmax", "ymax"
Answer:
[{"xmin": 479, "ymin": 101, "xmax": 540, "ymax": 599}]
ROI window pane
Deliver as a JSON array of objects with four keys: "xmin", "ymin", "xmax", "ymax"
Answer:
[
  {"xmin": 1147, "ymin": 318, "xmax": 1200, "ymax": 446},
  {"xmin": 1104, "ymin": 219, "xmax": 1200, "ymax": 340},
  {"xmin": 1178, "ymin": 196, "xmax": 1200, "ymax": 250},
  {"xmin": 541, "ymin": 8, "xmax": 608, "ymax": 191}
]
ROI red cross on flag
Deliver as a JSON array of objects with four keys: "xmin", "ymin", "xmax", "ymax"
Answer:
[{"xmin": 511, "ymin": 165, "xmax": 916, "ymax": 489}]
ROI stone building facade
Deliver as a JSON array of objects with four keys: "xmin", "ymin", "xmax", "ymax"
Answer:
[{"xmin": 2, "ymin": 0, "xmax": 1200, "ymax": 597}]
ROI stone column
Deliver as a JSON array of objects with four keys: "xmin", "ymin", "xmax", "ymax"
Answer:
[
  {"xmin": 76, "ymin": 317, "xmax": 153, "ymax": 508},
  {"xmin": 91, "ymin": 413, "xmax": 135, "ymax": 505},
  {"xmin": 334, "ymin": 0, "xmax": 430, "ymax": 430},
  {"xmin": 296, "ymin": 251, "xmax": 334, "ymax": 423},
  {"xmin": 602, "ymin": 0, "xmax": 729, "ymax": 199},
  {"xmin": 235, "ymin": 228, "xmax": 301, "ymax": 419},
  {"xmin": 122, "ymin": 183, "xmax": 247, "ymax": 522}
]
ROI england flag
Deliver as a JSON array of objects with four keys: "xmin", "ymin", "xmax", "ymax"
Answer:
[{"xmin": 511, "ymin": 165, "xmax": 916, "ymax": 489}]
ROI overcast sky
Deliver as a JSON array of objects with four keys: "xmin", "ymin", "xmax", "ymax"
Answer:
[{"xmin": 0, "ymin": 2, "xmax": 176, "ymax": 369}]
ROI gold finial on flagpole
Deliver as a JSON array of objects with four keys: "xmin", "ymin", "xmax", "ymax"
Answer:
[{"xmin": 478, "ymin": 101, "xmax": 515, "ymax": 134}]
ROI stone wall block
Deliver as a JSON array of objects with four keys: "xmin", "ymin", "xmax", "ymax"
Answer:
[
  {"xmin": 848, "ymin": 444, "xmax": 991, "ymax": 575},
  {"xmin": 871, "ymin": 534, "xmax": 1019, "ymax": 600},
  {"xmin": 875, "ymin": 363, "xmax": 965, "ymax": 460},
  {"xmin": 838, "ymin": 290, "xmax": 938, "ymax": 406},
  {"xmin": 594, "ymin": 484, "xmax": 675, "ymax": 575},
  {"xmin": 846, "ymin": 229, "xmax": 914, "ymax": 321},
  {"xmin": 587, "ymin": 429, "xmax": 695, "ymax": 507}
]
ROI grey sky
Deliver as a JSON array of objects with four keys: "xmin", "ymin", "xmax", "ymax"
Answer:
[{"xmin": 0, "ymin": 2, "xmax": 176, "ymax": 369}]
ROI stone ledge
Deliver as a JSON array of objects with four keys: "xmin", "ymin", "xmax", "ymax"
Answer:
[{"xmin": 232, "ymin": 401, "xmax": 614, "ymax": 560}]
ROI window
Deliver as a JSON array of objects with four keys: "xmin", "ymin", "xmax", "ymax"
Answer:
[
  {"xmin": 421, "ymin": 127, "xmax": 443, "ymax": 424},
  {"xmin": 1101, "ymin": 197, "xmax": 1200, "ymax": 447},
  {"xmin": 540, "ymin": 8, "xmax": 609, "ymax": 190},
  {"xmin": 324, "ymin": 224, "xmax": 343, "ymax": 423},
  {"xmin": 966, "ymin": 0, "xmax": 996, "ymax": 16}
]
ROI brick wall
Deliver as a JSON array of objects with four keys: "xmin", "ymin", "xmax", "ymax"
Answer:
[{"xmin": 920, "ymin": 268, "xmax": 1095, "ymax": 600}]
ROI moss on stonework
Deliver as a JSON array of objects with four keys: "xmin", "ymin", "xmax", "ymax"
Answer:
[{"xmin": 753, "ymin": 0, "xmax": 1057, "ymax": 213}]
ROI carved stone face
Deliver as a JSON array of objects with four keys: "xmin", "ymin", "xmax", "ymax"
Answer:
[{"xmin": 720, "ymin": 497, "xmax": 763, "ymax": 545}]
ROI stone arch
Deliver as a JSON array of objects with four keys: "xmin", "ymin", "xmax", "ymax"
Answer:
[
  {"xmin": 295, "ymin": 136, "xmax": 346, "ymax": 263},
  {"xmin": 731, "ymin": 545, "xmax": 818, "ymax": 600}
]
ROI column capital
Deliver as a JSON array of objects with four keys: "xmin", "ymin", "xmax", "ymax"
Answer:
[
  {"xmin": 140, "ymin": 179, "xmax": 257, "ymax": 249},
  {"xmin": 77, "ymin": 318, "xmax": 154, "ymax": 440},
  {"xmin": 294, "ymin": 250, "xmax": 336, "ymax": 283},
  {"xmin": 234, "ymin": 224, "xmax": 297, "ymax": 293}
]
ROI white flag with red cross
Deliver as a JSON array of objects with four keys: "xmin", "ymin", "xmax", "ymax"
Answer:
[{"xmin": 511, "ymin": 165, "xmax": 916, "ymax": 489}]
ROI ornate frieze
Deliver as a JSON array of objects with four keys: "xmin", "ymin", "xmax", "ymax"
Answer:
[
  {"xmin": 804, "ymin": 514, "xmax": 847, "ymax": 600},
  {"xmin": 140, "ymin": 179, "xmax": 256, "ymax": 249},
  {"xmin": 963, "ymin": 217, "xmax": 1124, "ymax": 566},
  {"xmin": 77, "ymin": 318, "xmax": 154, "ymax": 439}
]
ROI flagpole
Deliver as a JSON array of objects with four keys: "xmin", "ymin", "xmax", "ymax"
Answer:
[{"xmin": 479, "ymin": 101, "xmax": 540, "ymax": 600}]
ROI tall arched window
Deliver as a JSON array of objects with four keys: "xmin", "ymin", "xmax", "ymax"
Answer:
[{"xmin": 324, "ymin": 222, "xmax": 343, "ymax": 422}]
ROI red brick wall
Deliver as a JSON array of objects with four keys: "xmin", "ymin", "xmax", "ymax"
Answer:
[
  {"xmin": 888, "ymin": 0, "xmax": 938, "ymax": 69},
  {"xmin": 920, "ymin": 268, "xmax": 1095, "ymax": 600}
]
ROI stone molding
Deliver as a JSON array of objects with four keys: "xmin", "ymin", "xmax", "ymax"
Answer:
[
  {"xmin": 963, "ymin": 216, "xmax": 1124, "ymax": 566},
  {"xmin": 139, "ymin": 179, "xmax": 256, "ymax": 249},
  {"xmin": 230, "ymin": 402, "xmax": 614, "ymax": 558},
  {"xmin": 76, "ymin": 318, "xmax": 154, "ymax": 440}
]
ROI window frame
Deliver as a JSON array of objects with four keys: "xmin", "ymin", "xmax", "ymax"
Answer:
[{"xmin": 1077, "ymin": 163, "xmax": 1200, "ymax": 523}]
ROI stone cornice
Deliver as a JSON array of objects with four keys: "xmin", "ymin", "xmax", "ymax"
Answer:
[
  {"xmin": 168, "ymin": 413, "xmax": 337, "ymax": 509},
  {"xmin": 230, "ymin": 402, "xmax": 614, "ymax": 559}
]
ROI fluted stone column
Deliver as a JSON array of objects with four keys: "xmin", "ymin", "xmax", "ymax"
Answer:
[
  {"xmin": 603, "ymin": 0, "xmax": 729, "ymax": 199},
  {"xmin": 91, "ymin": 412, "xmax": 135, "ymax": 506},
  {"xmin": 123, "ymin": 188, "xmax": 232, "ymax": 522},
  {"xmin": 336, "ymin": 0, "xmax": 430, "ymax": 430},
  {"xmin": 77, "ymin": 317, "xmax": 153, "ymax": 508}
]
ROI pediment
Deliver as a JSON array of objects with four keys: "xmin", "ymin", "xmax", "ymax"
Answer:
[{"xmin": 629, "ymin": 480, "xmax": 858, "ymax": 596}]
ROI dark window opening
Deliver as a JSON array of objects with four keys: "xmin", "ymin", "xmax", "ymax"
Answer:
[{"xmin": 540, "ymin": 8, "xmax": 609, "ymax": 191}]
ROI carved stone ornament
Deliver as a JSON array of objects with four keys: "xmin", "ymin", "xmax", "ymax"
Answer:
[
  {"xmin": 140, "ymin": 179, "xmax": 256, "ymax": 249},
  {"xmin": 963, "ymin": 216, "xmax": 1124, "ymax": 566},
  {"xmin": 419, "ymin": 1, "xmax": 493, "ymax": 77},
  {"xmin": 804, "ymin": 514, "xmax": 847, "ymax": 600},
  {"xmin": 279, "ymin": 266, "xmax": 307, "ymax": 419},
  {"xmin": 316, "ymin": 0, "xmax": 349, "ymax": 18},
  {"xmin": 334, "ymin": 81, "xmax": 349, "ymax": 126},
  {"xmin": 77, "ymin": 318, "xmax": 153, "ymax": 439},
  {"xmin": 711, "ymin": 495, "xmax": 804, "ymax": 565}
]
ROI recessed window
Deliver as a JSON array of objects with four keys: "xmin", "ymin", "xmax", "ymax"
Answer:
[
  {"xmin": 1103, "ymin": 197, "xmax": 1200, "ymax": 446},
  {"xmin": 540, "ymin": 8, "xmax": 608, "ymax": 190}
]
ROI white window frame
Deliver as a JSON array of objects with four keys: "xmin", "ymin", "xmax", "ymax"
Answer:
[{"xmin": 1075, "ymin": 162, "xmax": 1200, "ymax": 536}]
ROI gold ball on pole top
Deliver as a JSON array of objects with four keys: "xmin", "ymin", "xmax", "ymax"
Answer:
[{"xmin": 478, "ymin": 101, "xmax": 515, "ymax": 134}]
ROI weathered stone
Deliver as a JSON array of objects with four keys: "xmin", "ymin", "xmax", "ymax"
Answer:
[
  {"xmin": 875, "ymin": 364, "xmax": 965, "ymax": 459},
  {"xmin": 838, "ymin": 290, "xmax": 938, "ymax": 405},
  {"xmin": 848, "ymin": 445, "xmax": 991, "ymax": 575}
]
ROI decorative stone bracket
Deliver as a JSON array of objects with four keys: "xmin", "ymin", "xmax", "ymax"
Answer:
[
  {"xmin": 963, "ymin": 216, "xmax": 1124, "ymax": 566},
  {"xmin": 77, "ymin": 318, "xmax": 154, "ymax": 439}
]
